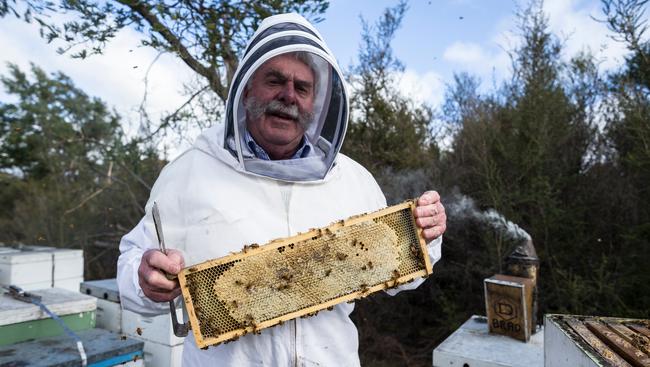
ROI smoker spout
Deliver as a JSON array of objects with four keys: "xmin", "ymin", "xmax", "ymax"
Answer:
[
  {"xmin": 504, "ymin": 237, "xmax": 540, "ymax": 334},
  {"xmin": 505, "ymin": 238, "xmax": 539, "ymax": 281}
]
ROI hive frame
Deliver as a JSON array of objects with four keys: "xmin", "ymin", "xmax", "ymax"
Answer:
[{"xmin": 178, "ymin": 200, "xmax": 432, "ymax": 348}]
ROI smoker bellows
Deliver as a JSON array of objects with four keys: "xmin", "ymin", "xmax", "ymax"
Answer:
[{"xmin": 177, "ymin": 200, "xmax": 432, "ymax": 348}]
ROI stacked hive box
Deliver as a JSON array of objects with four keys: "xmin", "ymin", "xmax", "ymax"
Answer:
[
  {"xmin": 81, "ymin": 278, "xmax": 184, "ymax": 367},
  {"xmin": 80, "ymin": 278, "xmax": 122, "ymax": 333},
  {"xmin": 0, "ymin": 248, "xmax": 53, "ymax": 290},
  {"xmin": 544, "ymin": 314, "xmax": 650, "ymax": 367},
  {"xmin": 0, "ymin": 287, "xmax": 96, "ymax": 345},
  {"xmin": 0, "ymin": 245, "xmax": 84, "ymax": 291},
  {"xmin": 432, "ymin": 315, "xmax": 544, "ymax": 367},
  {"xmin": 19, "ymin": 245, "xmax": 85, "ymax": 291},
  {"xmin": 0, "ymin": 327, "xmax": 145, "ymax": 366}
]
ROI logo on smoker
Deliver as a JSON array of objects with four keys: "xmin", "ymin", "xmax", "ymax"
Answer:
[
  {"xmin": 493, "ymin": 298, "xmax": 517, "ymax": 321},
  {"xmin": 491, "ymin": 298, "xmax": 521, "ymax": 332}
]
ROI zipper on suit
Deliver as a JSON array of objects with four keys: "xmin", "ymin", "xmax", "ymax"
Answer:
[
  {"xmin": 279, "ymin": 181, "xmax": 298, "ymax": 366},
  {"xmin": 292, "ymin": 319, "xmax": 298, "ymax": 367}
]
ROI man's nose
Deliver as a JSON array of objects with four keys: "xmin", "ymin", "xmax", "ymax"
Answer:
[{"xmin": 278, "ymin": 81, "xmax": 297, "ymax": 104}]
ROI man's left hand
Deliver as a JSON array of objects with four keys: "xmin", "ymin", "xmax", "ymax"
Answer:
[{"xmin": 414, "ymin": 191, "xmax": 447, "ymax": 242}]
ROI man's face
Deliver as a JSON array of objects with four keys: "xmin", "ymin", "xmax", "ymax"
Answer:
[{"xmin": 244, "ymin": 54, "xmax": 315, "ymax": 156}]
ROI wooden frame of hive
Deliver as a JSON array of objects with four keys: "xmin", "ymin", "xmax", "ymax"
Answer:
[
  {"xmin": 178, "ymin": 200, "xmax": 432, "ymax": 348},
  {"xmin": 545, "ymin": 314, "xmax": 650, "ymax": 367}
]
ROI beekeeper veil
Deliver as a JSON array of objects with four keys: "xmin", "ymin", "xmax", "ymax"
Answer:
[{"xmin": 224, "ymin": 13, "xmax": 349, "ymax": 182}]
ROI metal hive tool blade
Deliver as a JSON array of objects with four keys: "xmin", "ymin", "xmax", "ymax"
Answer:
[{"xmin": 178, "ymin": 200, "xmax": 432, "ymax": 348}]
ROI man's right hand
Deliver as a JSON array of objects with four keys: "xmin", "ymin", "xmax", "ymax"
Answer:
[{"xmin": 138, "ymin": 249, "xmax": 184, "ymax": 302}]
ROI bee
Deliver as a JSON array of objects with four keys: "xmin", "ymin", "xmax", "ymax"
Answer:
[
  {"xmin": 230, "ymin": 300, "xmax": 238, "ymax": 309},
  {"xmin": 135, "ymin": 327, "xmax": 143, "ymax": 336},
  {"xmin": 327, "ymin": 306, "xmax": 334, "ymax": 311},
  {"xmin": 245, "ymin": 282, "xmax": 254, "ymax": 292},
  {"xmin": 242, "ymin": 314, "xmax": 254, "ymax": 327},
  {"xmin": 336, "ymin": 252, "xmax": 348, "ymax": 261},
  {"xmin": 120, "ymin": 335, "xmax": 127, "ymax": 340},
  {"xmin": 410, "ymin": 244, "xmax": 419, "ymax": 256},
  {"xmin": 388, "ymin": 269, "xmax": 402, "ymax": 287},
  {"xmin": 361, "ymin": 265, "xmax": 367, "ymax": 270},
  {"xmin": 325, "ymin": 269, "xmax": 332, "ymax": 277},
  {"xmin": 242, "ymin": 243, "xmax": 259, "ymax": 253},
  {"xmin": 234, "ymin": 280, "xmax": 243, "ymax": 286},
  {"xmin": 251, "ymin": 321, "xmax": 261, "ymax": 334},
  {"xmin": 367, "ymin": 261, "xmax": 374, "ymax": 269},
  {"xmin": 209, "ymin": 318, "xmax": 221, "ymax": 334}
]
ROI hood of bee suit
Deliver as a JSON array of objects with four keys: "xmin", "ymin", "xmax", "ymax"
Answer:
[{"xmin": 223, "ymin": 13, "xmax": 349, "ymax": 182}]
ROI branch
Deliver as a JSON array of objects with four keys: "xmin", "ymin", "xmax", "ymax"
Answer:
[
  {"xmin": 138, "ymin": 84, "xmax": 210, "ymax": 142},
  {"xmin": 117, "ymin": 0, "xmax": 228, "ymax": 100}
]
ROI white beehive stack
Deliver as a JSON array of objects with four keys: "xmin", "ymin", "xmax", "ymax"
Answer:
[
  {"xmin": 19, "ymin": 245, "xmax": 84, "ymax": 291},
  {"xmin": 80, "ymin": 278, "xmax": 122, "ymax": 333},
  {"xmin": 121, "ymin": 308, "xmax": 185, "ymax": 367},
  {"xmin": 82, "ymin": 278, "xmax": 184, "ymax": 367},
  {"xmin": 432, "ymin": 315, "xmax": 544, "ymax": 367},
  {"xmin": 544, "ymin": 314, "xmax": 650, "ymax": 367},
  {"xmin": 0, "ymin": 248, "xmax": 53, "ymax": 290}
]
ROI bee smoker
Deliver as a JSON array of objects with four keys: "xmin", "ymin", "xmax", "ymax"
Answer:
[{"xmin": 503, "ymin": 238, "xmax": 539, "ymax": 333}]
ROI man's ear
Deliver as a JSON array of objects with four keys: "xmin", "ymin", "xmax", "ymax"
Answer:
[{"xmin": 242, "ymin": 83, "xmax": 250, "ymax": 100}]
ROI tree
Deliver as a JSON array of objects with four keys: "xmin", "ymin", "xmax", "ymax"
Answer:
[
  {"xmin": 340, "ymin": 3, "xmax": 444, "ymax": 366},
  {"xmin": 342, "ymin": 1, "xmax": 439, "ymax": 197},
  {"xmin": 0, "ymin": 63, "xmax": 163, "ymax": 279},
  {"xmin": 1, "ymin": 0, "xmax": 329, "ymax": 137},
  {"xmin": 437, "ymin": 0, "xmax": 637, "ymax": 329},
  {"xmin": 600, "ymin": 0, "xmax": 650, "ymax": 313}
]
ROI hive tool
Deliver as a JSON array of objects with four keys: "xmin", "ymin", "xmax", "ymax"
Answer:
[{"xmin": 152, "ymin": 201, "xmax": 190, "ymax": 337}]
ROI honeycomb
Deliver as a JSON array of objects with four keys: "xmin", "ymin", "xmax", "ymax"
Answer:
[{"xmin": 180, "ymin": 200, "xmax": 430, "ymax": 348}]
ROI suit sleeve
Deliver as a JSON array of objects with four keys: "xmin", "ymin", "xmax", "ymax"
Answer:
[{"xmin": 116, "ymin": 159, "xmax": 188, "ymax": 316}]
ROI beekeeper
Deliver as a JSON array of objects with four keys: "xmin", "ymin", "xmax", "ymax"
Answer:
[{"xmin": 117, "ymin": 13, "xmax": 447, "ymax": 366}]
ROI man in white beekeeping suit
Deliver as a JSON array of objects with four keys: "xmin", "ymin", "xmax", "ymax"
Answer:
[{"xmin": 117, "ymin": 13, "xmax": 447, "ymax": 366}]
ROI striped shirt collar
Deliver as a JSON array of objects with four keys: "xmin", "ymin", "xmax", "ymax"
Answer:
[{"xmin": 244, "ymin": 129, "xmax": 312, "ymax": 160}]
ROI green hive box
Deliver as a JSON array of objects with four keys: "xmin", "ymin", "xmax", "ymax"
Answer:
[{"xmin": 0, "ymin": 287, "xmax": 96, "ymax": 345}]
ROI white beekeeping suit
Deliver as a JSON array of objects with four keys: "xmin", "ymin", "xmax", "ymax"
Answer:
[{"xmin": 117, "ymin": 13, "xmax": 442, "ymax": 367}]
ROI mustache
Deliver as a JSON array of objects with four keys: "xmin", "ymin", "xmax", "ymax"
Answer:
[{"xmin": 245, "ymin": 97, "xmax": 314, "ymax": 129}]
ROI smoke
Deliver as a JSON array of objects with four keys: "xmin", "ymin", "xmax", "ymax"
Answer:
[{"xmin": 445, "ymin": 190, "xmax": 531, "ymax": 241}]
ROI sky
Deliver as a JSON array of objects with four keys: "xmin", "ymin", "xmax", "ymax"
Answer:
[{"xmin": 0, "ymin": 0, "xmax": 639, "ymax": 153}]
